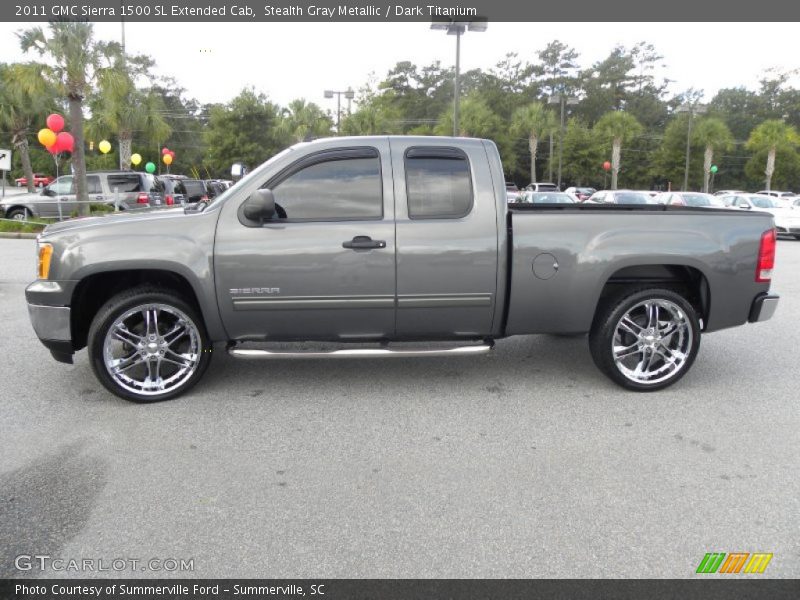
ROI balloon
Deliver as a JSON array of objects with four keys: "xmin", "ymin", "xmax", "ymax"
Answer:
[
  {"xmin": 710, "ymin": 165, "xmax": 718, "ymax": 173},
  {"xmin": 162, "ymin": 153, "xmax": 173, "ymax": 165},
  {"xmin": 168, "ymin": 150, "xmax": 175, "ymax": 158},
  {"xmin": 602, "ymin": 161, "xmax": 611, "ymax": 171},
  {"xmin": 98, "ymin": 140, "xmax": 111, "ymax": 154},
  {"xmin": 46, "ymin": 144, "xmax": 59, "ymax": 155},
  {"xmin": 145, "ymin": 162, "xmax": 156, "ymax": 174},
  {"xmin": 38, "ymin": 128, "xmax": 57, "ymax": 148},
  {"xmin": 56, "ymin": 132, "xmax": 74, "ymax": 153},
  {"xmin": 46, "ymin": 114, "xmax": 65, "ymax": 133},
  {"xmin": 162, "ymin": 147, "xmax": 170, "ymax": 155},
  {"xmin": 130, "ymin": 153, "xmax": 142, "ymax": 166}
]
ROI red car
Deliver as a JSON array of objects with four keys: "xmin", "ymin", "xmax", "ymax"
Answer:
[{"xmin": 15, "ymin": 173, "xmax": 54, "ymax": 188}]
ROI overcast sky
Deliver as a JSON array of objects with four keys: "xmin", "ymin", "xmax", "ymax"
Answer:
[{"xmin": 1, "ymin": 22, "xmax": 798, "ymax": 109}]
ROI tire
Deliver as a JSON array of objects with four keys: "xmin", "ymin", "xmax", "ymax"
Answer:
[
  {"xmin": 794, "ymin": 235, "xmax": 800, "ymax": 241},
  {"xmin": 589, "ymin": 288, "xmax": 700, "ymax": 392},
  {"xmin": 87, "ymin": 286, "xmax": 212, "ymax": 402},
  {"xmin": 7, "ymin": 207, "xmax": 31, "ymax": 221}
]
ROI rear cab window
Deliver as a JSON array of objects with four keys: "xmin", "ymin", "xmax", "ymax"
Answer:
[{"xmin": 404, "ymin": 147, "xmax": 473, "ymax": 219}]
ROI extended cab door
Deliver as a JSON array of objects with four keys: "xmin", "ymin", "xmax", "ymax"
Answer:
[
  {"xmin": 214, "ymin": 142, "xmax": 396, "ymax": 341},
  {"xmin": 389, "ymin": 139, "xmax": 500, "ymax": 337}
]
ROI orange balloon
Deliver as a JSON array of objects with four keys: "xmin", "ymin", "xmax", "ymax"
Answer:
[
  {"xmin": 162, "ymin": 153, "xmax": 173, "ymax": 165},
  {"xmin": 38, "ymin": 128, "xmax": 56, "ymax": 147}
]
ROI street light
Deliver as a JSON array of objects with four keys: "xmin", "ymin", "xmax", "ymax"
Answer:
[
  {"xmin": 324, "ymin": 88, "xmax": 355, "ymax": 134},
  {"xmin": 431, "ymin": 19, "xmax": 488, "ymax": 136},
  {"xmin": 676, "ymin": 102, "xmax": 707, "ymax": 191},
  {"xmin": 548, "ymin": 93, "xmax": 579, "ymax": 188}
]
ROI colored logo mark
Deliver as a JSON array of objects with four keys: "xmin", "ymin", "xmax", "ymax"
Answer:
[{"xmin": 696, "ymin": 552, "xmax": 773, "ymax": 574}]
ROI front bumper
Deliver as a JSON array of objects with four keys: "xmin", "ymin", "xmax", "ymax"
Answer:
[
  {"xmin": 26, "ymin": 280, "xmax": 75, "ymax": 364},
  {"xmin": 749, "ymin": 293, "xmax": 779, "ymax": 323}
]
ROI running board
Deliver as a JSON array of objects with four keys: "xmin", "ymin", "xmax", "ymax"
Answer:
[{"xmin": 227, "ymin": 342, "xmax": 493, "ymax": 360}]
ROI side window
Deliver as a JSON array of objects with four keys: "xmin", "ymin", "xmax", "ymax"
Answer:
[
  {"xmin": 51, "ymin": 176, "xmax": 73, "ymax": 195},
  {"xmin": 272, "ymin": 153, "xmax": 382, "ymax": 221},
  {"xmin": 404, "ymin": 147, "xmax": 473, "ymax": 219},
  {"xmin": 86, "ymin": 176, "xmax": 102, "ymax": 195},
  {"xmin": 107, "ymin": 174, "xmax": 142, "ymax": 193}
]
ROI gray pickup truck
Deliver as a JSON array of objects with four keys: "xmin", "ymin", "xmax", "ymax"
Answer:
[{"xmin": 25, "ymin": 136, "xmax": 779, "ymax": 402}]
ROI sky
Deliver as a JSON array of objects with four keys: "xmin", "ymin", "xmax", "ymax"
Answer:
[{"xmin": 1, "ymin": 21, "xmax": 799, "ymax": 110}]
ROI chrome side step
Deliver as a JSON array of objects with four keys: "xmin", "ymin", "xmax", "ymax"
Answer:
[{"xmin": 228, "ymin": 342, "xmax": 493, "ymax": 360}]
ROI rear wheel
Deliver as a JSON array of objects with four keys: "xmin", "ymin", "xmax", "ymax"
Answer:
[
  {"xmin": 589, "ymin": 288, "xmax": 700, "ymax": 391},
  {"xmin": 88, "ymin": 287, "xmax": 212, "ymax": 402}
]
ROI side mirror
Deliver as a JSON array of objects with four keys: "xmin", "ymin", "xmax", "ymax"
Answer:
[
  {"xmin": 242, "ymin": 189, "xmax": 276, "ymax": 224},
  {"xmin": 41, "ymin": 186, "xmax": 54, "ymax": 196}
]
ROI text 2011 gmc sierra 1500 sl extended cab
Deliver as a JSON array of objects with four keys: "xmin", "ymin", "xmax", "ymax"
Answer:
[{"xmin": 25, "ymin": 136, "xmax": 779, "ymax": 402}]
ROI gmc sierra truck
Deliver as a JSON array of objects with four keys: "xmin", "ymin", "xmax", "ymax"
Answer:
[{"xmin": 25, "ymin": 136, "xmax": 779, "ymax": 402}]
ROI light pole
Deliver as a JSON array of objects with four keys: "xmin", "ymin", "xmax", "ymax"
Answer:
[
  {"xmin": 676, "ymin": 102, "xmax": 707, "ymax": 191},
  {"xmin": 324, "ymin": 88, "xmax": 355, "ymax": 134},
  {"xmin": 548, "ymin": 92, "xmax": 578, "ymax": 188},
  {"xmin": 431, "ymin": 19, "xmax": 487, "ymax": 136}
]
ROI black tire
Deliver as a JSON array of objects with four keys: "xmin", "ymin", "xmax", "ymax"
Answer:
[
  {"xmin": 7, "ymin": 207, "xmax": 31, "ymax": 220},
  {"xmin": 87, "ymin": 286, "xmax": 212, "ymax": 402},
  {"xmin": 589, "ymin": 287, "xmax": 700, "ymax": 392}
]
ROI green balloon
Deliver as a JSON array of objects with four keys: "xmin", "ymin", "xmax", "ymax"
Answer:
[
  {"xmin": 145, "ymin": 161, "xmax": 156, "ymax": 174},
  {"xmin": 710, "ymin": 165, "xmax": 718, "ymax": 173}
]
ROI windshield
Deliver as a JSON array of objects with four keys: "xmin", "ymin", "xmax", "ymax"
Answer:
[
  {"xmin": 749, "ymin": 196, "xmax": 779, "ymax": 209},
  {"xmin": 682, "ymin": 194, "xmax": 713, "ymax": 207},
  {"xmin": 525, "ymin": 192, "xmax": 575, "ymax": 204},
  {"xmin": 615, "ymin": 192, "xmax": 650, "ymax": 204}
]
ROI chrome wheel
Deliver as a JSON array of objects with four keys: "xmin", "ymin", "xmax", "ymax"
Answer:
[
  {"xmin": 611, "ymin": 299, "xmax": 693, "ymax": 385},
  {"xmin": 11, "ymin": 211, "xmax": 27, "ymax": 221},
  {"xmin": 102, "ymin": 303, "xmax": 201, "ymax": 397}
]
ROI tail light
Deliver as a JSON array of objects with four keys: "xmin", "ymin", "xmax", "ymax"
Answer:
[
  {"xmin": 136, "ymin": 193, "xmax": 149, "ymax": 204},
  {"xmin": 165, "ymin": 195, "xmax": 174, "ymax": 206},
  {"xmin": 201, "ymin": 195, "xmax": 209, "ymax": 202},
  {"xmin": 756, "ymin": 228, "xmax": 776, "ymax": 282}
]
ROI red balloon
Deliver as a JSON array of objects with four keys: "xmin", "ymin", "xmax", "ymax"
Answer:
[
  {"xmin": 46, "ymin": 144, "xmax": 59, "ymax": 155},
  {"xmin": 162, "ymin": 147, "xmax": 170, "ymax": 155},
  {"xmin": 47, "ymin": 114, "xmax": 65, "ymax": 133},
  {"xmin": 168, "ymin": 150, "xmax": 176, "ymax": 158},
  {"xmin": 602, "ymin": 161, "xmax": 611, "ymax": 171},
  {"xmin": 56, "ymin": 132, "xmax": 74, "ymax": 153}
]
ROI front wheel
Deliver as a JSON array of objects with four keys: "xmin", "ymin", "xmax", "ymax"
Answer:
[
  {"xmin": 7, "ymin": 207, "xmax": 31, "ymax": 221},
  {"xmin": 88, "ymin": 287, "xmax": 212, "ymax": 402},
  {"xmin": 589, "ymin": 288, "xmax": 700, "ymax": 391}
]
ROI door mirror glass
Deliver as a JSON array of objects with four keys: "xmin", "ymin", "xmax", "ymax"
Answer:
[{"xmin": 242, "ymin": 189, "xmax": 276, "ymax": 224}]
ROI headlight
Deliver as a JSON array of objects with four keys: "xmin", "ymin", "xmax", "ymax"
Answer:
[{"xmin": 37, "ymin": 242, "xmax": 53, "ymax": 279}]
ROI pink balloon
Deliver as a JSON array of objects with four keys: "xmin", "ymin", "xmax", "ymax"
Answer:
[
  {"xmin": 162, "ymin": 147, "xmax": 170, "ymax": 155},
  {"xmin": 56, "ymin": 132, "xmax": 74, "ymax": 153},
  {"xmin": 47, "ymin": 144, "xmax": 59, "ymax": 155},
  {"xmin": 47, "ymin": 114, "xmax": 65, "ymax": 133},
  {"xmin": 168, "ymin": 150, "xmax": 176, "ymax": 158}
]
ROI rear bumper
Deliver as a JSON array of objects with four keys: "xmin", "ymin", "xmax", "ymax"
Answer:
[{"xmin": 748, "ymin": 293, "xmax": 779, "ymax": 323}]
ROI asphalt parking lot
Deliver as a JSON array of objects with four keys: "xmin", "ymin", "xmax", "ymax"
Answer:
[{"xmin": 0, "ymin": 237, "xmax": 798, "ymax": 579}]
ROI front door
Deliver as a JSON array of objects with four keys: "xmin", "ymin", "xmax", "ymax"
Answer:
[{"xmin": 214, "ymin": 143, "xmax": 396, "ymax": 341}]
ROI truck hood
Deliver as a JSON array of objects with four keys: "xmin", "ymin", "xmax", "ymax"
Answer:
[{"xmin": 40, "ymin": 207, "xmax": 189, "ymax": 238}]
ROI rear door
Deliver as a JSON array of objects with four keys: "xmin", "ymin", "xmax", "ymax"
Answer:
[{"xmin": 390, "ymin": 139, "xmax": 499, "ymax": 337}]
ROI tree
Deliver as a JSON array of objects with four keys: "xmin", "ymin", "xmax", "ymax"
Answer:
[
  {"xmin": 19, "ymin": 21, "xmax": 100, "ymax": 215},
  {"xmin": 692, "ymin": 118, "xmax": 733, "ymax": 192},
  {"xmin": 560, "ymin": 118, "xmax": 603, "ymax": 187},
  {"xmin": 746, "ymin": 119, "xmax": 800, "ymax": 190},
  {"xmin": 277, "ymin": 99, "xmax": 333, "ymax": 143},
  {"xmin": 0, "ymin": 62, "xmax": 57, "ymax": 192},
  {"xmin": 510, "ymin": 102, "xmax": 557, "ymax": 184},
  {"xmin": 594, "ymin": 111, "xmax": 643, "ymax": 189}
]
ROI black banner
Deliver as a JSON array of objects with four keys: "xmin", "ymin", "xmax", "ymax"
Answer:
[
  {"xmin": 2, "ymin": 579, "xmax": 800, "ymax": 600},
  {"xmin": 4, "ymin": 0, "xmax": 800, "ymax": 22}
]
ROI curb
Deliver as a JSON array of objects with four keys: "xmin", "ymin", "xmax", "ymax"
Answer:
[{"xmin": 0, "ymin": 232, "xmax": 39, "ymax": 239}]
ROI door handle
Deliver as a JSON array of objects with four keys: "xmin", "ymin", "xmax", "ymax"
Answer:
[
  {"xmin": 95, "ymin": 195, "xmax": 103, "ymax": 200},
  {"xmin": 342, "ymin": 236, "xmax": 386, "ymax": 250}
]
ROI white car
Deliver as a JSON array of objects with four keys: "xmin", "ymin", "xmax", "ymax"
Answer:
[
  {"xmin": 654, "ymin": 192, "xmax": 727, "ymax": 209},
  {"xmin": 722, "ymin": 193, "xmax": 800, "ymax": 239},
  {"xmin": 756, "ymin": 190, "xmax": 795, "ymax": 198}
]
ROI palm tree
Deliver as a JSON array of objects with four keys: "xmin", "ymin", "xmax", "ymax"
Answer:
[
  {"xmin": 18, "ymin": 22, "xmax": 99, "ymax": 214},
  {"xmin": 693, "ymin": 118, "xmax": 733, "ymax": 193},
  {"xmin": 277, "ymin": 99, "xmax": 333, "ymax": 143},
  {"xmin": 0, "ymin": 62, "xmax": 57, "ymax": 193},
  {"xmin": 510, "ymin": 102, "xmax": 557, "ymax": 184},
  {"xmin": 435, "ymin": 95, "xmax": 501, "ymax": 138},
  {"xmin": 746, "ymin": 120, "xmax": 800, "ymax": 191},
  {"xmin": 594, "ymin": 111, "xmax": 643, "ymax": 189}
]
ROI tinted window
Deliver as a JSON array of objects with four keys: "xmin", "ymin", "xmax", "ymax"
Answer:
[
  {"xmin": 86, "ymin": 175, "xmax": 102, "ymax": 195},
  {"xmin": 272, "ymin": 156, "xmax": 382, "ymax": 220},
  {"xmin": 405, "ymin": 150, "xmax": 472, "ymax": 219},
  {"xmin": 107, "ymin": 174, "xmax": 142, "ymax": 193}
]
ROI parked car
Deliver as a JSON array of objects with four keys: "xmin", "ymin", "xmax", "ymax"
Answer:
[
  {"xmin": 520, "ymin": 191, "xmax": 576, "ymax": 204},
  {"xmin": 564, "ymin": 186, "xmax": 596, "ymax": 202},
  {"xmin": 524, "ymin": 182, "xmax": 559, "ymax": 192},
  {"xmin": 756, "ymin": 190, "xmax": 794, "ymax": 198},
  {"xmin": 721, "ymin": 193, "xmax": 800, "ymax": 239},
  {"xmin": 155, "ymin": 174, "xmax": 188, "ymax": 206},
  {"xmin": 714, "ymin": 189, "xmax": 745, "ymax": 197},
  {"xmin": 174, "ymin": 179, "xmax": 210, "ymax": 205},
  {"xmin": 25, "ymin": 136, "xmax": 779, "ymax": 402},
  {"xmin": 654, "ymin": 192, "xmax": 727, "ymax": 208},
  {"xmin": 0, "ymin": 171, "xmax": 164, "ymax": 219},
  {"xmin": 586, "ymin": 190, "xmax": 652, "ymax": 205},
  {"xmin": 15, "ymin": 173, "xmax": 54, "ymax": 188},
  {"xmin": 506, "ymin": 181, "xmax": 521, "ymax": 203},
  {"xmin": 204, "ymin": 179, "xmax": 228, "ymax": 200}
]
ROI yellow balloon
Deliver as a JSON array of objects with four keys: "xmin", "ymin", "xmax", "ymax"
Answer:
[
  {"xmin": 162, "ymin": 154, "xmax": 173, "ymax": 165},
  {"xmin": 130, "ymin": 153, "xmax": 142, "ymax": 166},
  {"xmin": 98, "ymin": 140, "xmax": 111, "ymax": 154},
  {"xmin": 38, "ymin": 128, "xmax": 56, "ymax": 148}
]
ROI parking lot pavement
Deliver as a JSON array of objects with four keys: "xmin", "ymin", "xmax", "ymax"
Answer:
[{"xmin": 0, "ymin": 237, "xmax": 798, "ymax": 579}]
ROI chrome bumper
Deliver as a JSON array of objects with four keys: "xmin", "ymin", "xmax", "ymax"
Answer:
[
  {"xmin": 749, "ymin": 294, "xmax": 779, "ymax": 323},
  {"xmin": 27, "ymin": 303, "xmax": 71, "ymax": 341}
]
